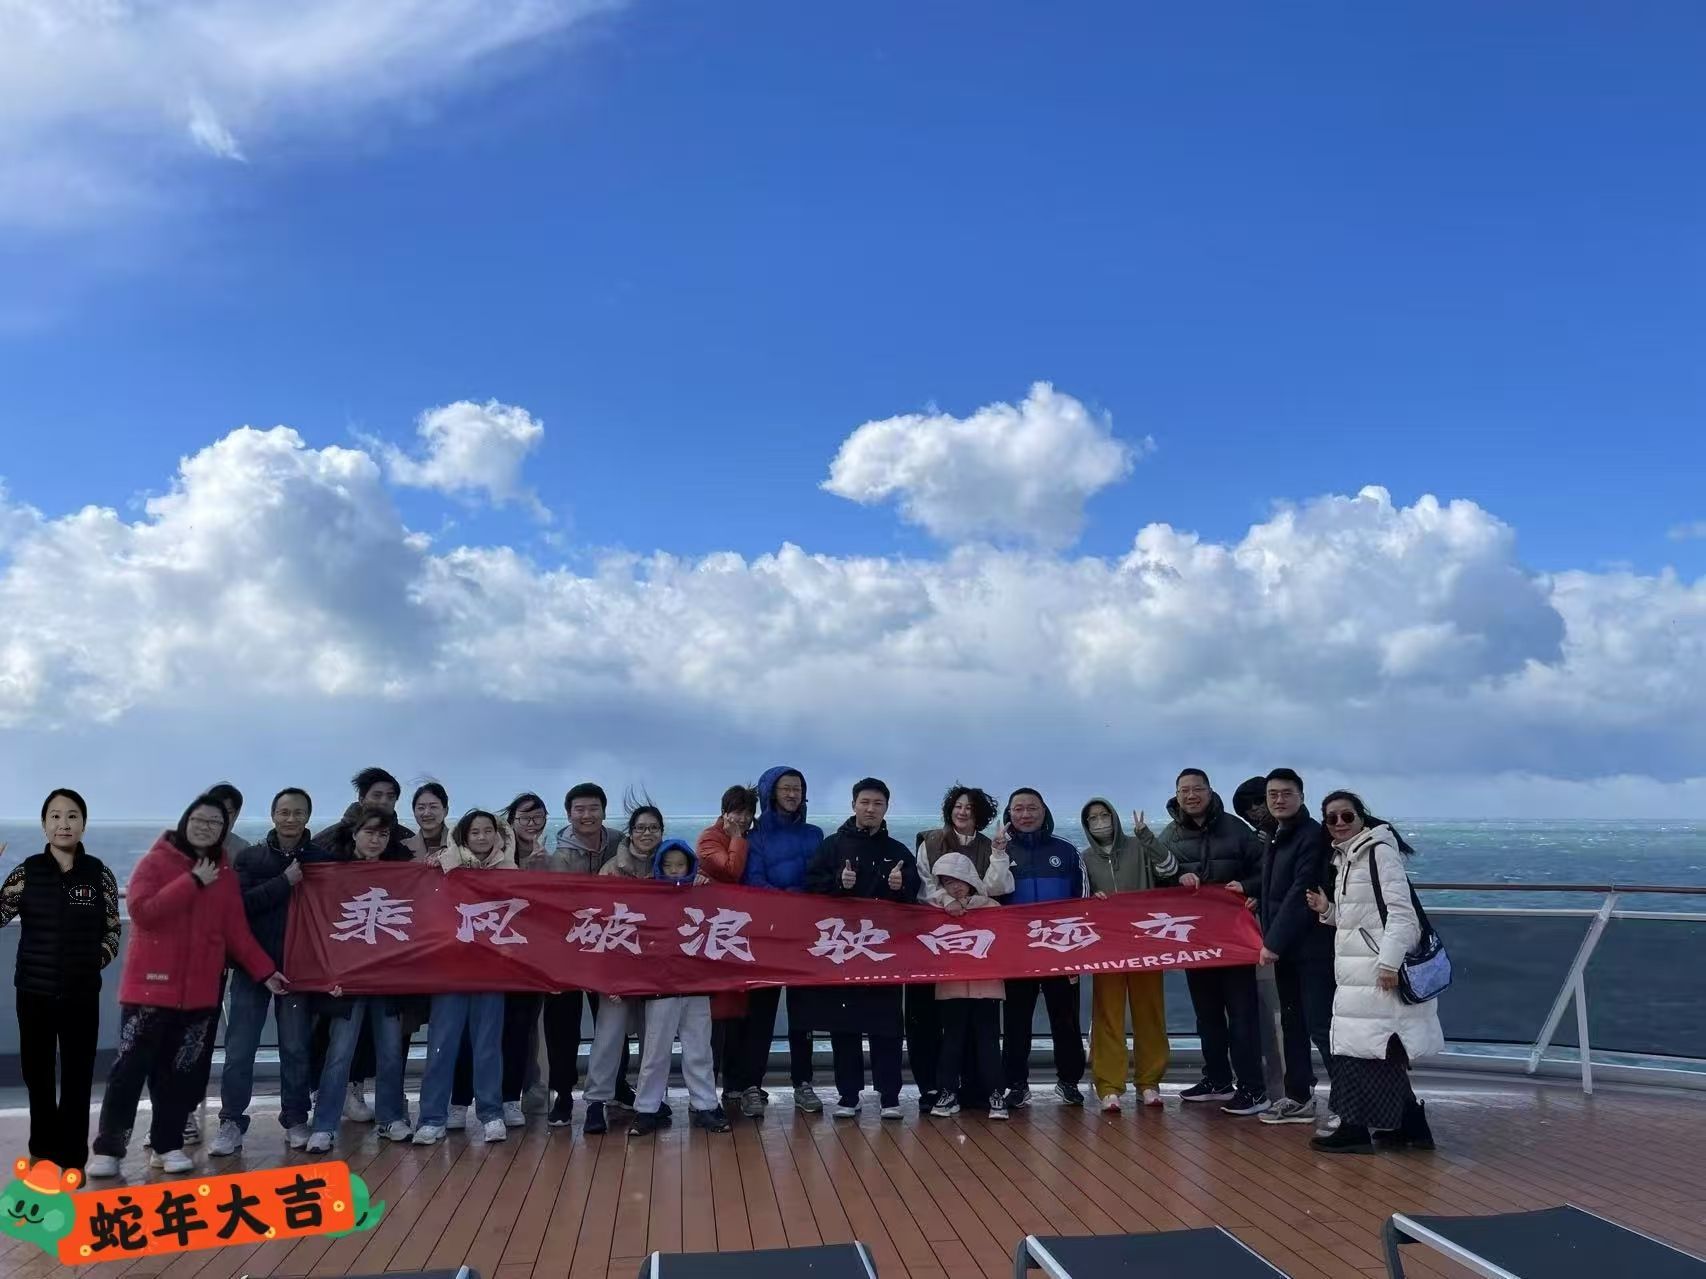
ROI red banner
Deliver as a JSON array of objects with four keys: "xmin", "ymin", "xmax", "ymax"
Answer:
[{"xmin": 283, "ymin": 864, "xmax": 1263, "ymax": 996}]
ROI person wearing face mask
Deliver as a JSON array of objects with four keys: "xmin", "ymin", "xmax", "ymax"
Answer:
[
  {"xmin": 909, "ymin": 784, "xmax": 1012, "ymax": 1113},
  {"xmin": 208, "ymin": 788, "xmax": 329, "ymax": 1158},
  {"xmin": 1257, "ymin": 768, "xmax": 1338, "ymax": 1129},
  {"xmin": 1306, "ymin": 792, "xmax": 1441, "ymax": 1154},
  {"xmin": 87, "ymin": 793, "xmax": 287, "ymax": 1179},
  {"xmin": 732, "ymin": 766, "xmax": 827, "ymax": 1118},
  {"xmin": 804, "ymin": 779, "xmax": 921, "ymax": 1120},
  {"xmin": 1156, "ymin": 768, "xmax": 1269, "ymax": 1117},
  {"xmin": 582, "ymin": 803, "xmax": 670, "ymax": 1136},
  {"xmin": 995, "ymin": 787, "xmax": 1088, "ymax": 1110},
  {"xmin": 0, "ymin": 788, "xmax": 121, "ymax": 1173},
  {"xmin": 1079, "ymin": 799, "xmax": 1179, "ymax": 1112},
  {"xmin": 413, "ymin": 809, "xmax": 517, "ymax": 1147}
]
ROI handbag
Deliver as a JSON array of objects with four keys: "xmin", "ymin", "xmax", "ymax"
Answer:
[{"xmin": 1365, "ymin": 845, "xmax": 1452, "ymax": 1005}]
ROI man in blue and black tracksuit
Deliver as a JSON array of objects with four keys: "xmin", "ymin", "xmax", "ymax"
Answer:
[{"xmin": 996, "ymin": 787, "xmax": 1087, "ymax": 1108}]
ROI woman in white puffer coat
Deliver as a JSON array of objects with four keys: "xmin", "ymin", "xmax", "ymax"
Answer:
[{"xmin": 1304, "ymin": 791, "xmax": 1442, "ymax": 1155}]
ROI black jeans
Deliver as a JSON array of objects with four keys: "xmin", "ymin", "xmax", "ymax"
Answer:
[
  {"xmin": 183, "ymin": 972, "xmax": 226, "ymax": 1122},
  {"xmin": 936, "ymin": 999, "xmax": 1001, "ymax": 1100},
  {"xmin": 904, "ymin": 985, "xmax": 941, "ymax": 1097},
  {"xmin": 18, "ymin": 990, "xmax": 100, "ymax": 1170},
  {"xmin": 735, "ymin": 987, "xmax": 815, "ymax": 1091},
  {"xmin": 1185, "ymin": 964, "xmax": 1264, "ymax": 1094},
  {"xmin": 1275, "ymin": 951, "xmax": 1336, "ymax": 1101},
  {"xmin": 94, "ymin": 1005, "xmax": 219, "ymax": 1157},
  {"xmin": 1002, "ymin": 977, "xmax": 1085, "ymax": 1088},
  {"xmin": 831, "ymin": 1032, "xmax": 902, "ymax": 1106}
]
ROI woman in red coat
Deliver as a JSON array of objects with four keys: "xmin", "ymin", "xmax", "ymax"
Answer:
[{"xmin": 86, "ymin": 792, "xmax": 286, "ymax": 1179}]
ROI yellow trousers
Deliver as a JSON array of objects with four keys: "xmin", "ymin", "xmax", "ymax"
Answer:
[{"xmin": 1089, "ymin": 971, "xmax": 1169, "ymax": 1096}]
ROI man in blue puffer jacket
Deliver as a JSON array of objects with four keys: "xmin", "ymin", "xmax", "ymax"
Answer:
[
  {"xmin": 996, "ymin": 788, "xmax": 1087, "ymax": 1109},
  {"xmin": 730, "ymin": 766, "xmax": 827, "ymax": 1117}
]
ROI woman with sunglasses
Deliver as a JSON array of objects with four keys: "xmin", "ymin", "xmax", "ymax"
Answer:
[{"xmin": 1305, "ymin": 792, "xmax": 1442, "ymax": 1154}]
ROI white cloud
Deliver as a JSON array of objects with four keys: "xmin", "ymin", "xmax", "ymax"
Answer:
[
  {"xmin": 3, "ymin": 414, "xmax": 1705, "ymax": 817},
  {"xmin": 1669, "ymin": 521, "xmax": 1706, "ymax": 541},
  {"xmin": 823, "ymin": 382, "xmax": 1141, "ymax": 548},
  {"xmin": 378, "ymin": 399, "xmax": 549, "ymax": 519},
  {"xmin": 0, "ymin": 0, "xmax": 622, "ymax": 230}
]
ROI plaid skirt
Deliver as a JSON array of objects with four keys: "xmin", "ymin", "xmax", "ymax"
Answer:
[{"xmin": 1329, "ymin": 1036, "xmax": 1413, "ymax": 1130}]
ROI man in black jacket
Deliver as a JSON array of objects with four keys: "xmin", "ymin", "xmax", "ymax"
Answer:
[
  {"xmin": 209, "ymin": 787, "xmax": 330, "ymax": 1156},
  {"xmin": 1257, "ymin": 767, "xmax": 1337, "ymax": 1127},
  {"xmin": 804, "ymin": 778, "xmax": 921, "ymax": 1121},
  {"xmin": 1155, "ymin": 768, "xmax": 1269, "ymax": 1116}
]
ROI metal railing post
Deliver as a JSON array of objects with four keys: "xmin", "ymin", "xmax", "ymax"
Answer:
[
  {"xmin": 1528, "ymin": 892, "xmax": 1617, "ymax": 1082},
  {"xmin": 1573, "ymin": 972, "xmax": 1593, "ymax": 1095}
]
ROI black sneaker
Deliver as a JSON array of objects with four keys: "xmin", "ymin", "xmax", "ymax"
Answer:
[
  {"xmin": 1180, "ymin": 1079, "xmax": 1236, "ymax": 1103},
  {"xmin": 1004, "ymin": 1085, "xmax": 1031, "ymax": 1110},
  {"xmin": 1220, "ymin": 1089, "xmax": 1270, "ymax": 1117},
  {"xmin": 918, "ymin": 1090, "xmax": 941, "ymax": 1113},
  {"xmin": 691, "ymin": 1106, "xmax": 732, "ymax": 1133},
  {"xmin": 658, "ymin": 1100, "xmax": 674, "ymax": 1122},
  {"xmin": 721, "ymin": 1088, "xmax": 742, "ymax": 1108},
  {"xmin": 548, "ymin": 1095, "xmax": 575, "ymax": 1128},
  {"xmin": 629, "ymin": 1111, "xmax": 666, "ymax": 1137},
  {"xmin": 582, "ymin": 1101, "xmax": 608, "ymax": 1136},
  {"xmin": 1054, "ymin": 1082, "xmax": 1085, "ymax": 1107},
  {"xmin": 614, "ymin": 1080, "xmax": 637, "ymax": 1109},
  {"xmin": 1310, "ymin": 1123, "xmax": 1374, "ymax": 1154}
]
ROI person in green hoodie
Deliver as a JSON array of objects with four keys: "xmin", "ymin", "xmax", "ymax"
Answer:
[{"xmin": 1080, "ymin": 799, "xmax": 1180, "ymax": 1111}]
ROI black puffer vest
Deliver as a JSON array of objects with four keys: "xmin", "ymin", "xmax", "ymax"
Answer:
[{"xmin": 14, "ymin": 848, "xmax": 112, "ymax": 997}]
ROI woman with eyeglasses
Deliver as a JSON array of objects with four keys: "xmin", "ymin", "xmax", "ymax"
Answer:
[
  {"xmin": 493, "ymin": 793, "xmax": 552, "ymax": 1128},
  {"xmin": 581, "ymin": 802, "xmax": 669, "ymax": 1136},
  {"xmin": 87, "ymin": 792, "xmax": 286, "ymax": 1178},
  {"xmin": 1305, "ymin": 791, "xmax": 1442, "ymax": 1154}
]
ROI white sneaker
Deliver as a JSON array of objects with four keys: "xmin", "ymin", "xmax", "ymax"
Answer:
[
  {"xmin": 503, "ymin": 1101, "xmax": 526, "ymax": 1128},
  {"xmin": 344, "ymin": 1083, "xmax": 374, "ymax": 1123},
  {"xmin": 831, "ymin": 1101, "xmax": 859, "ymax": 1119},
  {"xmin": 151, "ymin": 1149, "xmax": 195, "ymax": 1174},
  {"xmin": 305, "ymin": 1131, "xmax": 334, "ymax": 1154},
  {"xmin": 207, "ymin": 1120, "xmax": 243, "ymax": 1157},
  {"xmin": 182, "ymin": 1111, "xmax": 203, "ymax": 1146},
  {"xmin": 379, "ymin": 1120, "xmax": 414, "ymax": 1142},
  {"xmin": 1141, "ymin": 1088, "xmax": 1163, "ymax": 1108},
  {"xmin": 85, "ymin": 1154, "xmax": 121, "ymax": 1179},
  {"xmin": 1315, "ymin": 1111, "xmax": 1341, "ymax": 1138},
  {"xmin": 483, "ymin": 1118, "xmax": 507, "ymax": 1142},
  {"xmin": 286, "ymin": 1124, "xmax": 312, "ymax": 1150},
  {"xmin": 1100, "ymin": 1094, "xmax": 1122, "ymax": 1113},
  {"xmin": 879, "ymin": 1105, "xmax": 902, "ymax": 1121},
  {"xmin": 412, "ymin": 1124, "xmax": 446, "ymax": 1146},
  {"xmin": 446, "ymin": 1104, "xmax": 467, "ymax": 1131}
]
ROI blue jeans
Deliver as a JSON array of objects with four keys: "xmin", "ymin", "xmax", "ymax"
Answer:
[
  {"xmin": 419, "ymin": 993, "xmax": 504, "ymax": 1128},
  {"xmin": 219, "ymin": 971, "xmax": 312, "ymax": 1132},
  {"xmin": 312, "ymin": 999, "xmax": 406, "ymax": 1135}
]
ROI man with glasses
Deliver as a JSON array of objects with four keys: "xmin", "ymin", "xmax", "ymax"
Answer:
[
  {"xmin": 1256, "ymin": 768, "xmax": 1337, "ymax": 1127},
  {"xmin": 1156, "ymin": 769, "xmax": 1269, "ymax": 1117}
]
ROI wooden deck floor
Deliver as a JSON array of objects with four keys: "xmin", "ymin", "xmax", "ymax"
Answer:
[{"xmin": 3, "ymin": 1075, "xmax": 1704, "ymax": 1279}]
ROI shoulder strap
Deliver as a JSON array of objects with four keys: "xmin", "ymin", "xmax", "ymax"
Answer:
[{"xmin": 1365, "ymin": 843, "xmax": 1388, "ymax": 925}]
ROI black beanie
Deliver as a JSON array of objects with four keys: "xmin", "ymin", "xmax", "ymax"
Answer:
[{"xmin": 1231, "ymin": 777, "xmax": 1267, "ymax": 815}]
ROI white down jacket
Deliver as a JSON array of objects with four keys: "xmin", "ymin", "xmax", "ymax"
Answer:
[{"xmin": 1322, "ymin": 825, "xmax": 1444, "ymax": 1062}]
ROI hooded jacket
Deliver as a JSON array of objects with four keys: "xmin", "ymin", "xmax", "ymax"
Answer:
[
  {"xmin": 915, "ymin": 828, "xmax": 1014, "ymax": 906},
  {"xmin": 1322, "ymin": 825, "xmax": 1443, "ymax": 1061},
  {"xmin": 650, "ymin": 839, "xmax": 699, "ymax": 885},
  {"xmin": 997, "ymin": 797, "xmax": 1083, "ymax": 906},
  {"xmin": 928, "ymin": 853, "xmax": 1005, "ymax": 1002},
  {"xmin": 1079, "ymin": 799, "xmax": 1180, "ymax": 896},
  {"xmin": 119, "ymin": 833, "xmax": 277, "ymax": 1010},
  {"xmin": 1260, "ymin": 808, "xmax": 1335, "ymax": 959},
  {"xmin": 1155, "ymin": 792, "xmax": 1263, "ymax": 895},
  {"xmin": 741, "ymin": 766, "xmax": 823, "ymax": 892},
  {"xmin": 542, "ymin": 821, "xmax": 623, "ymax": 875},
  {"xmin": 233, "ymin": 830, "xmax": 335, "ymax": 968}
]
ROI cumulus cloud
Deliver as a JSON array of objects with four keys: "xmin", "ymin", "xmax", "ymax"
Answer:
[
  {"xmin": 378, "ymin": 399, "xmax": 549, "ymax": 518},
  {"xmin": 823, "ymin": 382, "xmax": 1144, "ymax": 548},
  {"xmin": 3, "ymin": 415, "xmax": 1704, "ymax": 816},
  {"xmin": 1669, "ymin": 521, "xmax": 1706, "ymax": 541},
  {"xmin": 0, "ymin": 0, "xmax": 622, "ymax": 230}
]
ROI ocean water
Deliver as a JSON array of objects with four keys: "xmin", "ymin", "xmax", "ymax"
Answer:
[{"xmin": 3, "ymin": 817, "xmax": 1703, "ymax": 912}]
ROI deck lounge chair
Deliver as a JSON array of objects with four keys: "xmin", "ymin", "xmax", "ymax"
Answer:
[
  {"xmin": 638, "ymin": 1241, "xmax": 877, "ymax": 1278},
  {"xmin": 1012, "ymin": 1227, "xmax": 1290, "ymax": 1277},
  {"xmin": 1384, "ymin": 1205, "xmax": 1706, "ymax": 1277}
]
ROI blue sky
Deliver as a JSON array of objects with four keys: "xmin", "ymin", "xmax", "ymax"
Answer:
[{"xmin": 1, "ymin": 1, "xmax": 1703, "ymax": 817}]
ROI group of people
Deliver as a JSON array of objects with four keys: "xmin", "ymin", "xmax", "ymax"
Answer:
[{"xmin": 0, "ymin": 762, "xmax": 1443, "ymax": 1184}]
